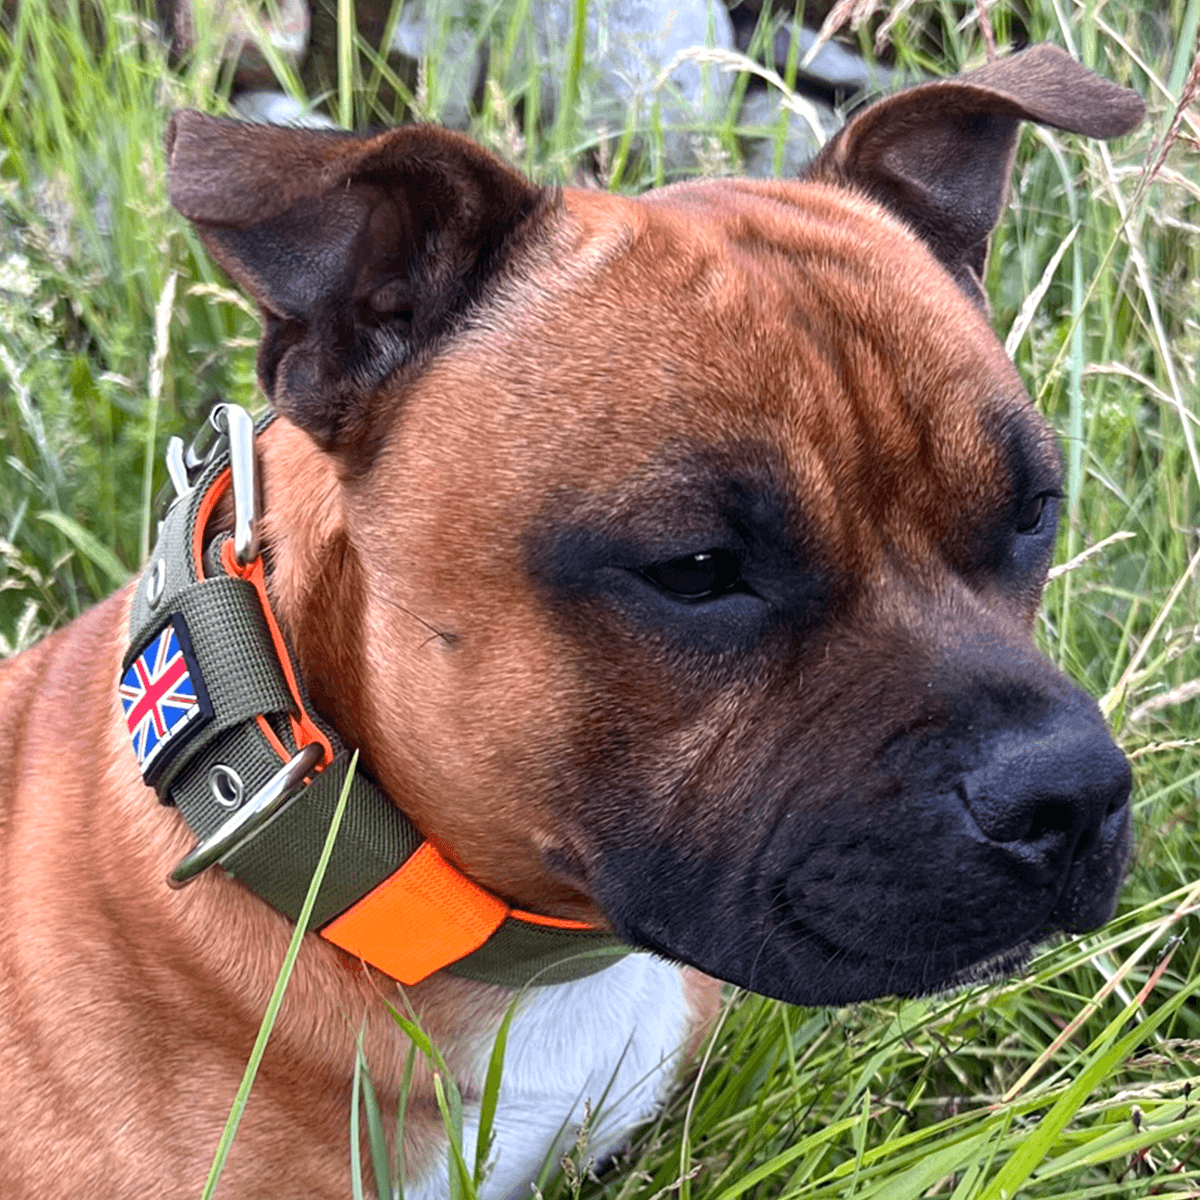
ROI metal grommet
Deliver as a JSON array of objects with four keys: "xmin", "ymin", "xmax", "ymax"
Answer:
[
  {"xmin": 168, "ymin": 743, "xmax": 324, "ymax": 888},
  {"xmin": 208, "ymin": 764, "xmax": 244, "ymax": 810},
  {"xmin": 145, "ymin": 559, "xmax": 166, "ymax": 607}
]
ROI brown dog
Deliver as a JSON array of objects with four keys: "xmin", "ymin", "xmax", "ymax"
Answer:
[{"xmin": 0, "ymin": 44, "xmax": 1142, "ymax": 1199}]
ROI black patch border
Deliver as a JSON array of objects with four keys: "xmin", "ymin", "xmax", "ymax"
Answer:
[{"xmin": 122, "ymin": 612, "xmax": 215, "ymax": 791}]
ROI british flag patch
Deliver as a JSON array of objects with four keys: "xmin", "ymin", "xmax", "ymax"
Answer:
[{"xmin": 120, "ymin": 616, "xmax": 211, "ymax": 780}]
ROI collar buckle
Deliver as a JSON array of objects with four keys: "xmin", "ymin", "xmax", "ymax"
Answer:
[{"xmin": 157, "ymin": 405, "xmax": 225, "ymax": 519}]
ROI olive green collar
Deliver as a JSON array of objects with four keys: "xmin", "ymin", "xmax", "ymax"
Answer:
[{"xmin": 120, "ymin": 403, "xmax": 626, "ymax": 988}]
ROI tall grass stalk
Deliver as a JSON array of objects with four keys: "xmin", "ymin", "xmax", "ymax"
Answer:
[{"xmin": 200, "ymin": 752, "xmax": 359, "ymax": 1198}]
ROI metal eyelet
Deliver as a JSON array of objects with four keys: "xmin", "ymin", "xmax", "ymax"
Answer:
[
  {"xmin": 145, "ymin": 559, "xmax": 167, "ymax": 607},
  {"xmin": 208, "ymin": 764, "xmax": 245, "ymax": 810},
  {"xmin": 168, "ymin": 743, "xmax": 324, "ymax": 888}
]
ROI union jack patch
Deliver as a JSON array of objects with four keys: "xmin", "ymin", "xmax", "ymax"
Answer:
[{"xmin": 120, "ymin": 615, "xmax": 212, "ymax": 782}]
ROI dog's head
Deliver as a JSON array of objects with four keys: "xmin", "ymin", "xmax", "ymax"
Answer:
[{"xmin": 167, "ymin": 44, "xmax": 1141, "ymax": 1004}]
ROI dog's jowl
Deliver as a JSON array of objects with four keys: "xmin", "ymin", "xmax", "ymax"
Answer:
[{"xmin": 0, "ymin": 44, "xmax": 1142, "ymax": 1200}]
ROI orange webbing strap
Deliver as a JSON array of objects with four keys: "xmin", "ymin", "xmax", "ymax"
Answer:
[
  {"xmin": 217, "ymin": 537, "xmax": 334, "ymax": 770},
  {"xmin": 321, "ymin": 842, "xmax": 510, "ymax": 984},
  {"xmin": 320, "ymin": 845, "xmax": 604, "ymax": 983},
  {"xmin": 510, "ymin": 909, "xmax": 596, "ymax": 930}
]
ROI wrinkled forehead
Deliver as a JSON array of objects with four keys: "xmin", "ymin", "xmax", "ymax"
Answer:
[
  {"xmin": 367, "ymin": 179, "xmax": 1059, "ymax": 570},
  {"xmin": 472, "ymin": 187, "xmax": 1034, "ymax": 459}
]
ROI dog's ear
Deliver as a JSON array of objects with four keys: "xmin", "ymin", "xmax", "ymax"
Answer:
[
  {"xmin": 167, "ymin": 112, "xmax": 552, "ymax": 451},
  {"xmin": 803, "ymin": 44, "xmax": 1143, "ymax": 307}
]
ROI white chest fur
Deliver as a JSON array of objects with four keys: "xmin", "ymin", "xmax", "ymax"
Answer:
[{"xmin": 409, "ymin": 954, "xmax": 692, "ymax": 1200}]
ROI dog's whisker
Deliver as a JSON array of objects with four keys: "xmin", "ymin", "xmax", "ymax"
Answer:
[{"xmin": 377, "ymin": 593, "xmax": 458, "ymax": 647}]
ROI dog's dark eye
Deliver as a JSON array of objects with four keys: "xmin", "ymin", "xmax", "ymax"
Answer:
[
  {"xmin": 643, "ymin": 550, "xmax": 743, "ymax": 599},
  {"xmin": 1015, "ymin": 492, "xmax": 1058, "ymax": 534}
]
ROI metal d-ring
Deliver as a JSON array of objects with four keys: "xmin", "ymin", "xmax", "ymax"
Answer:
[
  {"xmin": 211, "ymin": 403, "xmax": 260, "ymax": 565},
  {"xmin": 167, "ymin": 742, "xmax": 324, "ymax": 888}
]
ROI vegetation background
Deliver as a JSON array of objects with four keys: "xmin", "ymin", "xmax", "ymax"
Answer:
[{"xmin": 1, "ymin": 0, "xmax": 1198, "ymax": 1195}]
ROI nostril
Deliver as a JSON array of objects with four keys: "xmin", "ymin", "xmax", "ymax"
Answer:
[
  {"xmin": 957, "ymin": 716, "xmax": 1130, "ymax": 852},
  {"xmin": 959, "ymin": 780, "xmax": 1081, "ymax": 846},
  {"xmin": 1024, "ymin": 800, "xmax": 1077, "ymax": 843}
]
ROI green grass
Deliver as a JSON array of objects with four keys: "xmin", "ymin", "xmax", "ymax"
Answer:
[{"xmin": 2, "ymin": 0, "xmax": 1199, "ymax": 1196}]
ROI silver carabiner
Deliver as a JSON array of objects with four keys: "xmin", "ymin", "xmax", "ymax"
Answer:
[
  {"xmin": 167, "ymin": 742, "xmax": 324, "ymax": 888},
  {"xmin": 154, "ymin": 400, "xmax": 234, "ymax": 520},
  {"xmin": 212, "ymin": 403, "xmax": 260, "ymax": 564}
]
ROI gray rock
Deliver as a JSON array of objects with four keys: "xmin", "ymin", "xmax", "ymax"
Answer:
[
  {"xmin": 788, "ymin": 27, "xmax": 894, "ymax": 97},
  {"xmin": 737, "ymin": 87, "xmax": 839, "ymax": 178},
  {"xmin": 386, "ymin": 0, "xmax": 736, "ymax": 171},
  {"xmin": 232, "ymin": 92, "xmax": 339, "ymax": 128},
  {"xmin": 730, "ymin": 13, "xmax": 896, "ymax": 101},
  {"xmin": 531, "ymin": 0, "xmax": 736, "ymax": 170}
]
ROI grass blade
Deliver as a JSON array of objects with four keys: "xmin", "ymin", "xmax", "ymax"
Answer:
[
  {"xmin": 978, "ymin": 971, "xmax": 1200, "ymax": 1200},
  {"xmin": 351, "ymin": 1045, "xmax": 366, "ymax": 1200},
  {"xmin": 473, "ymin": 993, "xmax": 518, "ymax": 1187},
  {"xmin": 35, "ymin": 511, "xmax": 127, "ymax": 588},
  {"xmin": 200, "ymin": 750, "xmax": 360, "ymax": 1198},
  {"xmin": 358, "ymin": 1038, "xmax": 395, "ymax": 1200}
]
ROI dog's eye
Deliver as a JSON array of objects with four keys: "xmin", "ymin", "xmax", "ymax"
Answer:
[
  {"xmin": 1015, "ymin": 492, "xmax": 1058, "ymax": 534},
  {"xmin": 643, "ymin": 550, "xmax": 743, "ymax": 599}
]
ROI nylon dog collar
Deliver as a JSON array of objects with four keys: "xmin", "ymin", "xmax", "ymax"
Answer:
[{"xmin": 121, "ymin": 404, "xmax": 625, "ymax": 988}]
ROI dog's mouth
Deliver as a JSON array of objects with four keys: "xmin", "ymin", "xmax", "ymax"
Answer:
[
  {"xmin": 587, "ymin": 771, "xmax": 1130, "ymax": 1008},
  {"xmin": 756, "ymin": 880, "xmax": 1060, "ymax": 1003},
  {"xmin": 768, "ymin": 802, "xmax": 1127, "ymax": 1002},
  {"xmin": 605, "ymin": 876, "xmax": 1055, "ymax": 1006}
]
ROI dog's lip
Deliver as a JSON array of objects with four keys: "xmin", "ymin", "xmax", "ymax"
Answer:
[
  {"xmin": 768, "ymin": 896, "xmax": 1044, "ymax": 994},
  {"xmin": 931, "ymin": 938, "xmax": 1038, "ymax": 994},
  {"xmin": 632, "ymin": 900, "xmax": 1045, "ymax": 1003}
]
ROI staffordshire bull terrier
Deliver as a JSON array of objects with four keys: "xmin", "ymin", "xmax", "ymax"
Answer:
[{"xmin": 0, "ymin": 42, "xmax": 1142, "ymax": 1200}]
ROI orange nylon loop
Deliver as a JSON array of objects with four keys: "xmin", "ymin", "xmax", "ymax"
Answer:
[
  {"xmin": 216, "ymin": 517, "xmax": 335, "ymax": 770},
  {"xmin": 509, "ymin": 909, "xmax": 603, "ymax": 931},
  {"xmin": 192, "ymin": 467, "xmax": 233, "ymax": 577},
  {"xmin": 321, "ymin": 843, "xmax": 510, "ymax": 984}
]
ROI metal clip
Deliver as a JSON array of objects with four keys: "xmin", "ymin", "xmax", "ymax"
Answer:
[
  {"xmin": 164, "ymin": 436, "xmax": 190, "ymax": 500},
  {"xmin": 154, "ymin": 400, "xmax": 231, "ymax": 520},
  {"xmin": 212, "ymin": 403, "xmax": 260, "ymax": 564},
  {"xmin": 187, "ymin": 408, "xmax": 225, "ymax": 481},
  {"xmin": 167, "ymin": 743, "xmax": 324, "ymax": 888}
]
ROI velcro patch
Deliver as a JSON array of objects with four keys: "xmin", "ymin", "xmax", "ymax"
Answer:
[{"xmin": 119, "ymin": 615, "xmax": 212, "ymax": 783}]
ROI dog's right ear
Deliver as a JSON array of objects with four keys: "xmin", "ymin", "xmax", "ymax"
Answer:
[{"xmin": 167, "ymin": 112, "xmax": 552, "ymax": 452}]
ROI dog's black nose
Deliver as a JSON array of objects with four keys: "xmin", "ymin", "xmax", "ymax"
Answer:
[{"xmin": 958, "ymin": 689, "xmax": 1131, "ymax": 858}]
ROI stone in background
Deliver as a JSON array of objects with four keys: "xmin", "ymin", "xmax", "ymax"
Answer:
[
  {"xmin": 166, "ymin": 0, "xmax": 903, "ymax": 176},
  {"xmin": 729, "ymin": 13, "xmax": 896, "ymax": 177}
]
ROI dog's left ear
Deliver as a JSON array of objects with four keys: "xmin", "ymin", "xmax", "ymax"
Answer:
[
  {"xmin": 804, "ymin": 44, "xmax": 1143, "ymax": 307},
  {"xmin": 167, "ymin": 112, "xmax": 552, "ymax": 451}
]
